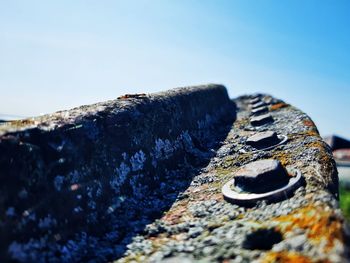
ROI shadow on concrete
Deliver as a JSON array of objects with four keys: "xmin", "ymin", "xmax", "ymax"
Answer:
[
  {"xmin": 99, "ymin": 107, "xmax": 237, "ymax": 261},
  {"xmin": 0, "ymin": 101, "xmax": 236, "ymax": 262}
]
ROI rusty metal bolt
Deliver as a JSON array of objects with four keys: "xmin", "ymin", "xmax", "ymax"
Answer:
[
  {"xmin": 246, "ymin": 131, "xmax": 280, "ymax": 149},
  {"xmin": 251, "ymin": 101, "xmax": 266, "ymax": 109},
  {"xmin": 251, "ymin": 106, "xmax": 269, "ymax": 116},
  {"xmin": 234, "ymin": 159, "xmax": 290, "ymax": 193},
  {"xmin": 250, "ymin": 113, "xmax": 274, "ymax": 126},
  {"xmin": 250, "ymin": 97, "xmax": 261, "ymax": 104}
]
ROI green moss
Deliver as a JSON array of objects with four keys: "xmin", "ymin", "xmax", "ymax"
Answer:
[{"xmin": 339, "ymin": 185, "xmax": 350, "ymax": 221}]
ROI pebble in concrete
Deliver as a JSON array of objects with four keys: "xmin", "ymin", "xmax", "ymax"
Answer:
[
  {"xmin": 246, "ymin": 131, "xmax": 280, "ymax": 150},
  {"xmin": 234, "ymin": 159, "xmax": 290, "ymax": 193},
  {"xmin": 250, "ymin": 114, "xmax": 274, "ymax": 127},
  {"xmin": 251, "ymin": 106, "xmax": 269, "ymax": 116}
]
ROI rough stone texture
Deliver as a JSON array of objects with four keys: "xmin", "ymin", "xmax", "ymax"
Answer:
[
  {"xmin": 0, "ymin": 85, "xmax": 235, "ymax": 262},
  {"xmin": 0, "ymin": 87, "xmax": 348, "ymax": 262},
  {"xmin": 234, "ymin": 159, "xmax": 290, "ymax": 193},
  {"xmin": 117, "ymin": 94, "xmax": 348, "ymax": 263}
]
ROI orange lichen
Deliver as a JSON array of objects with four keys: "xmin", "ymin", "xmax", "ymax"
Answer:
[
  {"xmin": 262, "ymin": 252, "xmax": 312, "ymax": 263},
  {"xmin": 303, "ymin": 120, "xmax": 316, "ymax": 127},
  {"xmin": 262, "ymin": 251, "xmax": 326, "ymax": 263},
  {"xmin": 306, "ymin": 140, "xmax": 325, "ymax": 149},
  {"xmin": 304, "ymin": 130, "xmax": 319, "ymax": 137},
  {"xmin": 117, "ymin": 93, "xmax": 146, "ymax": 99},
  {"xmin": 270, "ymin": 103, "xmax": 289, "ymax": 111},
  {"xmin": 273, "ymin": 205, "xmax": 343, "ymax": 252}
]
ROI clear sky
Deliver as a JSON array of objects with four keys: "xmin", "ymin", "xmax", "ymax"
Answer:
[{"xmin": 0, "ymin": 1, "xmax": 349, "ymax": 137}]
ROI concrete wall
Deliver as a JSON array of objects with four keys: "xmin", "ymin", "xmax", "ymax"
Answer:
[
  {"xmin": 0, "ymin": 85, "xmax": 348, "ymax": 262},
  {"xmin": 0, "ymin": 85, "xmax": 236, "ymax": 262}
]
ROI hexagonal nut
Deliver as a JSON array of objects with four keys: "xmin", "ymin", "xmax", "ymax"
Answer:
[{"xmin": 234, "ymin": 159, "xmax": 290, "ymax": 193}]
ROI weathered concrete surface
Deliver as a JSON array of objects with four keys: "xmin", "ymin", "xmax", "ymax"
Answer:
[
  {"xmin": 0, "ymin": 86, "xmax": 348, "ymax": 262},
  {"xmin": 0, "ymin": 85, "xmax": 235, "ymax": 262},
  {"xmin": 118, "ymin": 95, "xmax": 349, "ymax": 262}
]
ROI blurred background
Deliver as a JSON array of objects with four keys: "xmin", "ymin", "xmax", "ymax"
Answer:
[
  {"xmin": 1, "ymin": 0, "xmax": 350, "ymax": 217},
  {"xmin": 0, "ymin": 0, "xmax": 349, "ymax": 138}
]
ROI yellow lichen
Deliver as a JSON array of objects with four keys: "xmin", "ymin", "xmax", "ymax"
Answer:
[
  {"xmin": 306, "ymin": 140, "xmax": 325, "ymax": 149},
  {"xmin": 272, "ymin": 205, "xmax": 343, "ymax": 252},
  {"xmin": 271, "ymin": 152, "xmax": 293, "ymax": 166},
  {"xmin": 304, "ymin": 130, "xmax": 319, "ymax": 137},
  {"xmin": 288, "ymin": 130, "xmax": 320, "ymax": 141}
]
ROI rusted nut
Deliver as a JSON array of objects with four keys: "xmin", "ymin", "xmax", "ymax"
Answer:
[
  {"xmin": 222, "ymin": 159, "xmax": 302, "ymax": 205},
  {"xmin": 234, "ymin": 159, "xmax": 290, "ymax": 193},
  {"xmin": 246, "ymin": 131, "xmax": 286, "ymax": 150},
  {"xmin": 251, "ymin": 106, "xmax": 269, "ymax": 116},
  {"xmin": 250, "ymin": 114, "xmax": 274, "ymax": 127}
]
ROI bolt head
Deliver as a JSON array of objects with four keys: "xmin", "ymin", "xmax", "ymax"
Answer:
[
  {"xmin": 246, "ymin": 131, "xmax": 280, "ymax": 149},
  {"xmin": 251, "ymin": 106, "xmax": 269, "ymax": 116},
  {"xmin": 249, "ymin": 97, "xmax": 261, "ymax": 104},
  {"xmin": 251, "ymin": 101, "xmax": 266, "ymax": 109},
  {"xmin": 250, "ymin": 114, "xmax": 274, "ymax": 126},
  {"xmin": 234, "ymin": 159, "xmax": 290, "ymax": 193}
]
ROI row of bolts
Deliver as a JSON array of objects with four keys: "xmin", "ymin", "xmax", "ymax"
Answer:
[{"xmin": 224, "ymin": 95, "xmax": 298, "ymax": 197}]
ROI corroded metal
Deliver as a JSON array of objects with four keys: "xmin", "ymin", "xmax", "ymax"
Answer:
[
  {"xmin": 250, "ymin": 113, "xmax": 274, "ymax": 126},
  {"xmin": 222, "ymin": 160, "xmax": 303, "ymax": 205},
  {"xmin": 246, "ymin": 131, "xmax": 288, "ymax": 151}
]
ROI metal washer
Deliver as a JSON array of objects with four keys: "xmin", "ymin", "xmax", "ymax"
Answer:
[
  {"xmin": 240, "ymin": 134, "xmax": 288, "ymax": 153},
  {"xmin": 251, "ymin": 134, "xmax": 288, "ymax": 152},
  {"xmin": 222, "ymin": 168, "xmax": 303, "ymax": 205}
]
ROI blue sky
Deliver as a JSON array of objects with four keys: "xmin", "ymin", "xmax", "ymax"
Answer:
[{"xmin": 0, "ymin": 1, "xmax": 349, "ymax": 137}]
